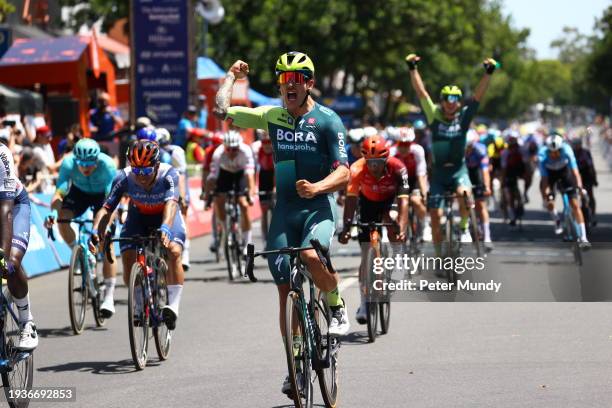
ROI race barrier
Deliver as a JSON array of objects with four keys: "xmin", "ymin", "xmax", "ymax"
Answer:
[{"xmin": 22, "ymin": 180, "xmax": 262, "ymax": 277}]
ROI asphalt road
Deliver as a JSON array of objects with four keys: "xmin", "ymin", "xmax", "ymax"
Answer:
[{"xmin": 26, "ymin": 135, "xmax": 612, "ymax": 408}]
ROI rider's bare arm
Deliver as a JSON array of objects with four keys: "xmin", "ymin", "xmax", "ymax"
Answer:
[{"xmin": 311, "ymin": 165, "xmax": 350, "ymax": 195}]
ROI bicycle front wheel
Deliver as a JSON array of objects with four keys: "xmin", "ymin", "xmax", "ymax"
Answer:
[
  {"xmin": 285, "ymin": 291, "xmax": 313, "ymax": 408},
  {"xmin": 153, "ymin": 259, "xmax": 172, "ymax": 360},
  {"xmin": 1, "ymin": 304, "xmax": 34, "ymax": 408},
  {"xmin": 315, "ymin": 291, "xmax": 339, "ymax": 408},
  {"xmin": 68, "ymin": 246, "xmax": 88, "ymax": 335},
  {"xmin": 128, "ymin": 263, "xmax": 149, "ymax": 370},
  {"xmin": 91, "ymin": 258, "xmax": 106, "ymax": 328}
]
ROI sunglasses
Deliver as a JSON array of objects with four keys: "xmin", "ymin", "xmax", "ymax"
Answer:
[
  {"xmin": 76, "ymin": 159, "xmax": 97, "ymax": 168},
  {"xmin": 132, "ymin": 166, "xmax": 155, "ymax": 176},
  {"xmin": 227, "ymin": 147, "xmax": 240, "ymax": 152},
  {"xmin": 443, "ymin": 95, "xmax": 461, "ymax": 103},
  {"xmin": 277, "ymin": 71, "xmax": 307, "ymax": 85},
  {"xmin": 366, "ymin": 158, "xmax": 387, "ymax": 166}
]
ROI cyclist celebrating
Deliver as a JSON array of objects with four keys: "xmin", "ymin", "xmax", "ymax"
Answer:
[
  {"xmin": 338, "ymin": 134, "xmax": 409, "ymax": 323},
  {"xmin": 500, "ymin": 131, "xmax": 527, "ymax": 226},
  {"xmin": 204, "ymin": 130, "xmax": 256, "ymax": 257},
  {"xmin": 0, "ymin": 142, "xmax": 38, "ymax": 350},
  {"xmin": 214, "ymin": 52, "xmax": 350, "ymax": 396},
  {"xmin": 90, "ymin": 140, "xmax": 186, "ymax": 330},
  {"xmin": 405, "ymin": 53, "xmax": 498, "ymax": 251},
  {"xmin": 465, "ymin": 130, "xmax": 493, "ymax": 247},
  {"xmin": 46, "ymin": 138, "xmax": 118, "ymax": 318},
  {"xmin": 538, "ymin": 133, "xmax": 590, "ymax": 247},
  {"xmin": 393, "ymin": 127, "xmax": 429, "ymax": 241}
]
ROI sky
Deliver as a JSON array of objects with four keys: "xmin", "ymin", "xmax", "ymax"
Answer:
[{"xmin": 501, "ymin": 0, "xmax": 610, "ymax": 59}]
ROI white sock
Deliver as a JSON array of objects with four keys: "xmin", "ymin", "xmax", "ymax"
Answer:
[
  {"xmin": 14, "ymin": 293, "xmax": 33, "ymax": 324},
  {"xmin": 483, "ymin": 222, "xmax": 491, "ymax": 242},
  {"xmin": 104, "ymin": 277, "xmax": 116, "ymax": 299},
  {"xmin": 245, "ymin": 229, "xmax": 252, "ymax": 244},
  {"xmin": 579, "ymin": 223, "xmax": 587, "ymax": 240},
  {"xmin": 182, "ymin": 238, "xmax": 191, "ymax": 264},
  {"xmin": 167, "ymin": 285, "xmax": 183, "ymax": 315}
]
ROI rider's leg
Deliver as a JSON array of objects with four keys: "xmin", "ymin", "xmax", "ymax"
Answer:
[
  {"xmin": 238, "ymin": 196, "xmax": 252, "ymax": 245},
  {"xmin": 570, "ymin": 197, "xmax": 588, "ymax": 241},
  {"xmin": 165, "ymin": 242, "xmax": 185, "ymax": 316},
  {"xmin": 475, "ymin": 199, "xmax": 491, "ymax": 242},
  {"xmin": 57, "ymin": 208, "xmax": 76, "ymax": 247},
  {"xmin": 121, "ymin": 250, "xmax": 137, "ymax": 286},
  {"xmin": 429, "ymin": 208, "xmax": 443, "ymax": 256}
]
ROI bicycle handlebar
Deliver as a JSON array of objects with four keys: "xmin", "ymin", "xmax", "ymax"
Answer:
[
  {"xmin": 245, "ymin": 239, "xmax": 337, "ymax": 283},
  {"xmin": 46, "ymin": 218, "xmax": 94, "ymax": 241}
]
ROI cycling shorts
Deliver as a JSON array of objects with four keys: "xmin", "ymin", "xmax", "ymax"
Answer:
[
  {"xmin": 428, "ymin": 166, "xmax": 472, "ymax": 209},
  {"xmin": 258, "ymin": 169, "xmax": 275, "ymax": 193},
  {"xmin": 266, "ymin": 198, "xmax": 337, "ymax": 285},
  {"xmin": 467, "ymin": 167, "xmax": 486, "ymax": 200},
  {"xmin": 358, "ymin": 194, "xmax": 397, "ymax": 242},
  {"xmin": 120, "ymin": 207, "xmax": 186, "ymax": 252},
  {"xmin": 215, "ymin": 169, "xmax": 246, "ymax": 194},
  {"xmin": 62, "ymin": 186, "xmax": 105, "ymax": 218},
  {"xmin": 12, "ymin": 201, "xmax": 30, "ymax": 253},
  {"xmin": 547, "ymin": 167, "xmax": 577, "ymax": 199}
]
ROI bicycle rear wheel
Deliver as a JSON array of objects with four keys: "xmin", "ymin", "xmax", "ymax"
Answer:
[
  {"xmin": 285, "ymin": 291, "xmax": 313, "ymax": 408},
  {"xmin": 68, "ymin": 246, "xmax": 88, "ymax": 335},
  {"xmin": 314, "ymin": 291, "xmax": 338, "ymax": 408},
  {"xmin": 153, "ymin": 259, "xmax": 172, "ymax": 360},
  {"xmin": 128, "ymin": 263, "xmax": 149, "ymax": 370},
  {"xmin": 1, "ymin": 305, "xmax": 34, "ymax": 408}
]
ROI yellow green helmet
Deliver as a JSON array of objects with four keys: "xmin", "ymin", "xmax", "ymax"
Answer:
[
  {"xmin": 440, "ymin": 85, "xmax": 463, "ymax": 99},
  {"xmin": 275, "ymin": 51, "xmax": 315, "ymax": 78}
]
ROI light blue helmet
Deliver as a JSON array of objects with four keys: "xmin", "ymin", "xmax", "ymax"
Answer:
[{"xmin": 74, "ymin": 138, "xmax": 100, "ymax": 162}]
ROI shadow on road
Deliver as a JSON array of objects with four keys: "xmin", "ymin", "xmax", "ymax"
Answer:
[
  {"xmin": 271, "ymin": 404, "xmax": 325, "ymax": 408},
  {"xmin": 37, "ymin": 326, "xmax": 80, "ymax": 338},
  {"xmin": 37, "ymin": 358, "xmax": 162, "ymax": 375},
  {"xmin": 339, "ymin": 331, "xmax": 371, "ymax": 346}
]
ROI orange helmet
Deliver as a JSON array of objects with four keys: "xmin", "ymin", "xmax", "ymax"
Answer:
[
  {"xmin": 128, "ymin": 140, "xmax": 160, "ymax": 167},
  {"xmin": 361, "ymin": 135, "xmax": 389, "ymax": 159}
]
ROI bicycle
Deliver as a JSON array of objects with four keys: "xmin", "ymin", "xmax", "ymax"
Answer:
[
  {"xmin": 104, "ymin": 232, "xmax": 171, "ymax": 370},
  {"xmin": 559, "ymin": 191, "xmax": 583, "ymax": 266},
  {"xmin": 207, "ymin": 190, "xmax": 249, "ymax": 281},
  {"xmin": 352, "ymin": 221, "xmax": 395, "ymax": 343},
  {"xmin": 432, "ymin": 192, "xmax": 482, "ymax": 284},
  {"xmin": 246, "ymin": 239, "xmax": 339, "ymax": 408},
  {"xmin": 47, "ymin": 218, "xmax": 110, "ymax": 335},
  {"xmin": 0, "ymin": 249, "xmax": 34, "ymax": 408}
]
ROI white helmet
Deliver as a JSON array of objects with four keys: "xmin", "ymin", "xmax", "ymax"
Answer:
[
  {"xmin": 155, "ymin": 127, "xmax": 172, "ymax": 146},
  {"xmin": 398, "ymin": 127, "xmax": 416, "ymax": 143},
  {"xmin": 384, "ymin": 126, "xmax": 399, "ymax": 141},
  {"xmin": 545, "ymin": 134, "xmax": 564, "ymax": 152},
  {"xmin": 348, "ymin": 128, "xmax": 365, "ymax": 144},
  {"xmin": 363, "ymin": 126, "xmax": 378, "ymax": 138},
  {"xmin": 224, "ymin": 130, "xmax": 242, "ymax": 148},
  {"xmin": 466, "ymin": 129, "xmax": 480, "ymax": 145}
]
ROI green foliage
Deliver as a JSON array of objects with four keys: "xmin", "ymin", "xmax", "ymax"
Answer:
[
  {"xmin": 0, "ymin": 0, "xmax": 15, "ymax": 24},
  {"xmin": 59, "ymin": 0, "xmax": 128, "ymax": 33}
]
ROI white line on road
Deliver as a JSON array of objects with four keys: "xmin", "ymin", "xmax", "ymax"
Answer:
[{"xmin": 339, "ymin": 276, "xmax": 359, "ymax": 291}]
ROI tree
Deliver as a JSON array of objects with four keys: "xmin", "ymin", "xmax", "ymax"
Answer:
[{"xmin": 0, "ymin": 0, "xmax": 15, "ymax": 24}]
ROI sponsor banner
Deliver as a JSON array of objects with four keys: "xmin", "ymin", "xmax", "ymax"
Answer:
[{"xmin": 132, "ymin": 0, "xmax": 190, "ymax": 132}]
